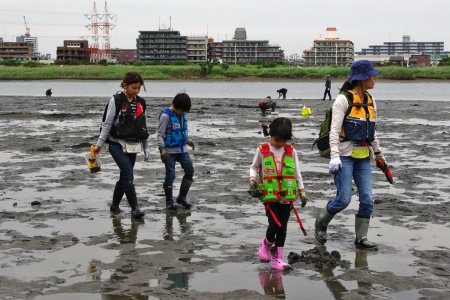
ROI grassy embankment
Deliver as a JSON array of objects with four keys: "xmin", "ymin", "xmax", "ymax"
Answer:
[{"xmin": 2, "ymin": 65, "xmax": 450, "ymax": 80}]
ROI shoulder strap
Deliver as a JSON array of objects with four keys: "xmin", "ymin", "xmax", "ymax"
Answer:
[
  {"xmin": 112, "ymin": 93, "xmax": 123, "ymax": 119},
  {"xmin": 136, "ymin": 95, "xmax": 147, "ymax": 112},
  {"xmin": 364, "ymin": 91, "xmax": 374, "ymax": 107},
  {"xmin": 259, "ymin": 143, "xmax": 270, "ymax": 157},
  {"xmin": 102, "ymin": 93, "xmax": 122, "ymax": 122},
  {"xmin": 284, "ymin": 144, "xmax": 293, "ymax": 156},
  {"xmin": 159, "ymin": 107, "xmax": 174, "ymax": 120},
  {"xmin": 339, "ymin": 90, "xmax": 355, "ymax": 118}
]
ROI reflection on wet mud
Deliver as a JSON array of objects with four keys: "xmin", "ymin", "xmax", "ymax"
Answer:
[
  {"xmin": 101, "ymin": 293, "xmax": 154, "ymax": 300},
  {"xmin": 258, "ymin": 270, "xmax": 286, "ymax": 299},
  {"xmin": 164, "ymin": 211, "xmax": 191, "ymax": 241},
  {"xmin": 319, "ymin": 249, "xmax": 373, "ymax": 299},
  {"xmin": 167, "ymin": 272, "xmax": 191, "ymax": 290},
  {"xmin": 354, "ymin": 250, "xmax": 372, "ymax": 291},
  {"xmin": 87, "ymin": 265, "xmax": 101, "ymax": 281},
  {"xmin": 112, "ymin": 217, "xmax": 145, "ymax": 244}
]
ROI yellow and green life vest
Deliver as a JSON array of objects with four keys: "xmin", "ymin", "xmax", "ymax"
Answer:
[
  {"xmin": 257, "ymin": 143, "xmax": 298, "ymax": 202},
  {"xmin": 339, "ymin": 89, "xmax": 376, "ymax": 143}
]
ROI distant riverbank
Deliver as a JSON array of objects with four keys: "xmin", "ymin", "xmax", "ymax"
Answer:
[{"xmin": 1, "ymin": 65, "xmax": 450, "ymax": 80}]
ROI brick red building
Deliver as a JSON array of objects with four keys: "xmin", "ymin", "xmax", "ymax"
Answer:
[
  {"xmin": 110, "ymin": 49, "xmax": 136, "ymax": 64},
  {"xmin": 0, "ymin": 42, "xmax": 34, "ymax": 61},
  {"xmin": 409, "ymin": 54, "xmax": 431, "ymax": 67},
  {"xmin": 56, "ymin": 40, "xmax": 90, "ymax": 64}
]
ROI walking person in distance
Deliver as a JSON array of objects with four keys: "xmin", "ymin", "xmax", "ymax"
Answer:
[{"xmin": 322, "ymin": 75, "xmax": 332, "ymax": 100}]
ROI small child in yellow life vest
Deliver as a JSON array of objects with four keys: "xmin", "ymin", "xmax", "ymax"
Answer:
[{"xmin": 249, "ymin": 117, "xmax": 308, "ymax": 270}]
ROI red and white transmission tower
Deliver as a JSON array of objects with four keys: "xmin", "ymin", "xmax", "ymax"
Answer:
[{"xmin": 82, "ymin": 1, "xmax": 116, "ymax": 62}]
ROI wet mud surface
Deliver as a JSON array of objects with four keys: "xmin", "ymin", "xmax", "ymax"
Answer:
[{"xmin": 0, "ymin": 95, "xmax": 449, "ymax": 299}]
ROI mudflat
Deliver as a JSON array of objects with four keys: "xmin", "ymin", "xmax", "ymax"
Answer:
[{"xmin": 0, "ymin": 95, "xmax": 449, "ymax": 299}]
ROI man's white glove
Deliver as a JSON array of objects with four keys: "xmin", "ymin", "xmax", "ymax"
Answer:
[
  {"xmin": 144, "ymin": 149, "xmax": 150, "ymax": 161},
  {"xmin": 299, "ymin": 191, "xmax": 308, "ymax": 208},
  {"xmin": 329, "ymin": 155, "xmax": 342, "ymax": 175}
]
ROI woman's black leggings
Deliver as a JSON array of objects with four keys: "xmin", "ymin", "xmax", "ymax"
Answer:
[{"xmin": 265, "ymin": 202, "xmax": 291, "ymax": 247}]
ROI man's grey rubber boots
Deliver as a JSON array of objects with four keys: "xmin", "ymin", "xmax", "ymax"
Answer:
[
  {"xmin": 314, "ymin": 204, "xmax": 335, "ymax": 244},
  {"xmin": 355, "ymin": 216, "xmax": 378, "ymax": 250}
]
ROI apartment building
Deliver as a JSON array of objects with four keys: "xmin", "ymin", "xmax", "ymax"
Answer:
[
  {"xmin": 56, "ymin": 40, "xmax": 90, "ymax": 63},
  {"xmin": 207, "ymin": 38, "xmax": 223, "ymax": 62},
  {"xmin": 136, "ymin": 29, "xmax": 187, "ymax": 64},
  {"xmin": 357, "ymin": 35, "xmax": 444, "ymax": 55},
  {"xmin": 303, "ymin": 28, "xmax": 354, "ymax": 67},
  {"xmin": 221, "ymin": 28, "xmax": 283, "ymax": 64},
  {"xmin": 0, "ymin": 42, "xmax": 34, "ymax": 61},
  {"xmin": 187, "ymin": 36, "xmax": 207, "ymax": 63}
]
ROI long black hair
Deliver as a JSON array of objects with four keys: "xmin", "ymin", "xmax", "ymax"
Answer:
[
  {"xmin": 339, "ymin": 81, "xmax": 357, "ymax": 92},
  {"xmin": 262, "ymin": 117, "xmax": 292, "ymax": 140}
]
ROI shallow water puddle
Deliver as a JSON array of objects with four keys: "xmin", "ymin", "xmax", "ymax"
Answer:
[
  {"xmin": 35, "ymin": 294, "xmax": 103, "ymax": 300},
  {"xmin": 388, "ymin": 288, "xmax": 442, "ymax": 300},
  {"xmin": 0, "ymin": 217, "xmax": 115, "ymax": 241},
  {"xmin": 168, "ymin": 262, "xmax": 337, "ymax": 299},
  {"xmin": 0, "ymin": 243, "xmax": 119, "ymax": 285}
]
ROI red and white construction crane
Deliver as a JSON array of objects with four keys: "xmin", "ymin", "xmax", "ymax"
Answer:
[{"xmin": 23, "ymin": 16, "xmax": 30, "ymax": 37}]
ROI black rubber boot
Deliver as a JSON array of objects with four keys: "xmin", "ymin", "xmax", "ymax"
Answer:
[
  {"xmin": 164, "ymin": 184, "xmax": 177, "ymax": 210},
  {"xmin": 176, "ymin": 177, "xmax": 192, "ymax": 209},
  {"xmin": 110, "ymin": 181, "xmax": 124, "ymax": 214},
  {"xmin": 124, "ymin": 185, "xmax": 145, "ymax": 218}
]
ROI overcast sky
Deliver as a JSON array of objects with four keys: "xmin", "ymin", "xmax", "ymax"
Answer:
[{"xmin": 1, "ymin": 0, "xmax": 449, "ymax": 58}]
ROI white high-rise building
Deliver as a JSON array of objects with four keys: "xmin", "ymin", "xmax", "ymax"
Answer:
[{"xmin": 16, "ymin": 36, "xmax": 38, "ymax": 53}]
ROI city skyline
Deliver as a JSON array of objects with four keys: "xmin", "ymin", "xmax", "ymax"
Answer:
[{"xmin": 1, "ymin": 0, "xmax": 448, "ymax": 58}]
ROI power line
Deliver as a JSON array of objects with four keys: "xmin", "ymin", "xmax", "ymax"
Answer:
[
  {"xmin": 0, "ymin": 5, "xmax": 84, "ymax": 16},
  {"xmin": 0, "ymin": 20, "xmax": 83, "ymax": 27}
]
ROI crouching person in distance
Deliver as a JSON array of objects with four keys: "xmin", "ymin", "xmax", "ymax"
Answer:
[
  {"xmin": 157, "ymin": 93, "xmax": 195, "ymax": 210},
  {"xmin": 249, "ymin": 117, "xmax": 308, "ymax": 270}
]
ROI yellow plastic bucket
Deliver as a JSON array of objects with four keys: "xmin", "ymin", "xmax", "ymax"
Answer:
[{"xmin": 301, "ymin": 107, "xmax": 311, "ymax": 115}]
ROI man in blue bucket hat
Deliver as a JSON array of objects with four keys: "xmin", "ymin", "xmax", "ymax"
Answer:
[{"xmin": 315, "ymin": 60, "xmax": 388, "ymax": 251}]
